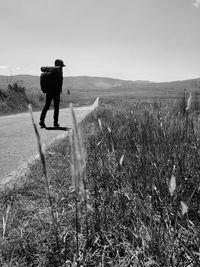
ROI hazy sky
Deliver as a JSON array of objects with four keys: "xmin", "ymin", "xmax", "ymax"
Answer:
[{"xmin": 0, "ymin": 0, "xmax": 200, "ymax": 81}]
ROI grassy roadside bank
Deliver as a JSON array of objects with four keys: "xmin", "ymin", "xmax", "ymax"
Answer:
[
  {"xmin": 0, "ymin": 100, "xmax": 200, "ymax": 266},
  {"xmin": 0, "ymin": 83, "xmax": 34, "ymax": 116}
]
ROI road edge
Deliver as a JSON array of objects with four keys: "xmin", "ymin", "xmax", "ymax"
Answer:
[{"xmin": 0, "ymin": 97, "xmax": 99, "ymax": 189}]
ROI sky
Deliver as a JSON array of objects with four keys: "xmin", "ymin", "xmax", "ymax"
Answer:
[{"xmin": 0, "ymin": 0, "xmax": 200, "ymax": 82}]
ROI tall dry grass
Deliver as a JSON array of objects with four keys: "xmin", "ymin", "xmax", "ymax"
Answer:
[{"xmin": 0, "ymin": 98, "xmax": 200, "ymax": 266}]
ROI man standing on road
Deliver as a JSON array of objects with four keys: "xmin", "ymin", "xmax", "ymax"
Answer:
[{"xmin": 39, "ymin": 59, "xmax": 65, "ymax": 128}]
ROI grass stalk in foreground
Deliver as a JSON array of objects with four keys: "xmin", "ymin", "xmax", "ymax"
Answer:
[
  {"xmin": 2, "ymin": 197, "xmax": 13, "ymax": 240},
  {"xmin": 70, "ymin": 104, "xmax": 89, "ymax": 263},
  {"xmin": 28, "ymin": 104, "xmax": 60, "ymax": 257}
]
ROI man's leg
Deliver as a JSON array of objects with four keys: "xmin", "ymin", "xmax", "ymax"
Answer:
[
  {"xmin": 40, "ymin": 94, "xmax": 53, "ymax": 126},
  {"xmin": 53, "ymin": 94, "xmax": 60, "ymax": 126}
]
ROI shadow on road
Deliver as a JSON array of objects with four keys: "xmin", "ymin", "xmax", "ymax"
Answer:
[{"xmin": 45, "ymin": 127, "xmax": 70, "ymax": 131}]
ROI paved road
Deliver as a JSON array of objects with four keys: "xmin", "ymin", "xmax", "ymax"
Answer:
[{"xmin": 0, "ymin": 98, "xmax": 99, "ymax": 184}]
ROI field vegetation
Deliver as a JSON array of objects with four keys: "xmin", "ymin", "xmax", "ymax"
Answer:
[
  {"xmin": 0, "ymin": 94, "xmax": 200, "ymax": 266},
  {"xmin": 0, "ymin": 83, "xmax": 32, "ymax": 116},
  {"xmin": 0, "ymin": 75, "xmax": 200, "ymax": 116}
]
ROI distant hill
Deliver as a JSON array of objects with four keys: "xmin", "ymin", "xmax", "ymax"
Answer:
[
  {"xmin": 0, "ymin": 75, "xmax": 154, "ymax": 91},
  {"xmin": 0, "ymin": 75, "xmax": 40, "ymax": 91},
  {"xmin": 0, "ymin": 74, "xmax": 200, "ymax": 93}
]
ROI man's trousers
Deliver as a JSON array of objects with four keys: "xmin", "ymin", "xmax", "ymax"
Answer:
[{"xmin": 40, "ymin": 93, "xmax": 60, "ymax": 124}]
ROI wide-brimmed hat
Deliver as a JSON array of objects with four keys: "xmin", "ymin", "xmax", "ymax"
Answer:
[{"xmin": 55, "ymin": 59, "xmax": 66, "ymax": 67}]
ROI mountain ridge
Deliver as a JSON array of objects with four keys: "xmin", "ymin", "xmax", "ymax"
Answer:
[{"xmin": 0, "ymin": 74, "xmax": 200, "ymax": 91}]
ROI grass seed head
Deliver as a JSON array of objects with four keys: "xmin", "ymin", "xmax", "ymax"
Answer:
[
  {"xmin": 70, "ymin": 104, "xmax": 86, "ymax": 195},
  {"xmin": 119, "ymin": 154, "xmax": 124, "ymax": 166},
  {"xmin": 107, "ymin": 126, "xmax": 111, "ymax": 133},
  {"xmin": 186, "ymin": 92, "xmax": 192, "ymax": 111},
  {"xmin": 169, "ymin": 174, "xmax": 176, "ymax": 196},
  {"xmin": 180, "ymin": 201, "xmax": 188, "ymax": 215},
  {"xmin": 98, "ymin": 118, "xmax": 102, "ymax": 130}
]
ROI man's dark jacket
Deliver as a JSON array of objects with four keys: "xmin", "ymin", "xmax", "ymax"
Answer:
[{"xmin": 41, "ymin": 66, "xmax": 63, "ymax": 95}]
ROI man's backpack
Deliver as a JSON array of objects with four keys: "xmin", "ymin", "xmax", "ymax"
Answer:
[{"xmin": 40, "ymin": 67, "xmax": 59, "ymax": 93}]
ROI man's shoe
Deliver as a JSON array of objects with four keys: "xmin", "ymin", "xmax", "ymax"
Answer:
[
  {"xmin": 39, "ymin": 121, "xmax": 46, "ymax": 128},
  {"xmin": 54, "ymin": 123, "xmax": 60, "ymax": 128}
]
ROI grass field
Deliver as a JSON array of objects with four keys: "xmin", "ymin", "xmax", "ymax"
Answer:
[{"xmin": 0, "ymin": 95, "xmax": 200, "ymax": 266}]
